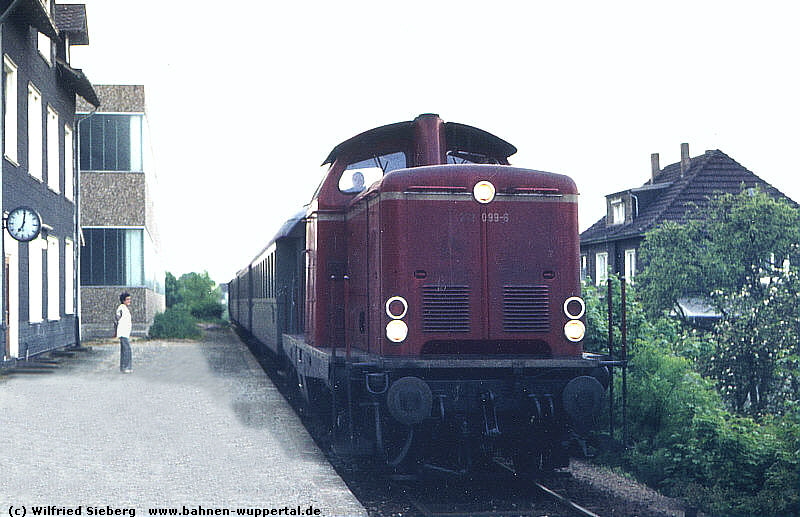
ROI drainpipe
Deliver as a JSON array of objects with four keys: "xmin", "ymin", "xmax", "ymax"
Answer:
[{"xmin": 74, "ymin": 110, "xmax": 97, "ymax": 345}]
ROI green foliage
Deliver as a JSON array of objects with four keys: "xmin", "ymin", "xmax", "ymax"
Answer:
[
  {"xmin": 177, "ymin": 271, "xmax": 221, "ymax": 311},
  {"xmin": 165, "ymin": 272, "xmax": 181, "ymax": 307},
  {"xmin": 581, "ymin": 274, "xmax": 649, "ymax": 355},
  {"xmin": 710, "ymin": 270, "xmax": 800, "ymax": 416},
  {"xmin": 638, "ymin": 188, "xmax": 800, "ymax": 318},
  {"xmin": 152, "ymin": 271, "xmax": 226, "ymax": 339},
  {"xmin": 635, "ymin": 189, "xmax": 800, "ymax": 416},
  {"xmin": 585, "ymin": 288, "xmax": 800, "ymax": 515},
  {"xmin": 164, "ymin": 271, "xmax": 225, "ymax": 322},
  {"xmin": 148, "ymin": 306, "xmax": 201, "ymax": 340},
  {"xmin": 189, "ymin": 299, "xmax": 225, "ymax": 320}
]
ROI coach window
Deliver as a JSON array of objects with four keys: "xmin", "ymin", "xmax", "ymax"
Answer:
[{"xmin": 339, "ymin": 151, "xmax": 406, "ymax": 194}]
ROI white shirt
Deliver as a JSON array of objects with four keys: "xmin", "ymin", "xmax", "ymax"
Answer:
[{"xmin": 115, "ymin": 303, "xmax": 132, "ymax": 338}]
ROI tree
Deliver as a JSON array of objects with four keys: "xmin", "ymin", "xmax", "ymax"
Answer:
[
  {"xmin": 165, "ymin": 272, "xmax": 181, "ymax": 308},
  {"xmin": 637, "ymin": 188, "xmax": 800, "ymax": 416},
  {"xmin": 177, "ymin": 271, "xmax": 220, "ymax": 310},
  {"xmin": 638, "ymin": 189, "xmax": 800, "ymax": 319},
  {"xmin": 164, "ymin": 271, "xmax": 224, "ymax": 321},
  {"xmin": 710, "ymin": 270, "xmax": 800, "ymax": 416}
]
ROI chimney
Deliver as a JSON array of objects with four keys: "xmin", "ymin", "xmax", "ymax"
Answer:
[
  {"xmin": 680, "ymin": 143, "xmax": 690, "ymax": 176},
  {"xmin": 651, "ymin": 153, "xmax": 660, "ymax": 183}
]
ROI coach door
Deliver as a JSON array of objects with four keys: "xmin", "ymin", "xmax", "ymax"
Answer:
[{"xmin": 3, "ymin": 234, "xmax": 18, "ymax": 359}]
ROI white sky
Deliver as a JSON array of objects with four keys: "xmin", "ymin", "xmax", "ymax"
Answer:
[{"xmin": 69, "ymin": 1, "xmax": 800, "ymax": 285}]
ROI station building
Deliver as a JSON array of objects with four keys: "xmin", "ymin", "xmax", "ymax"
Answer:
[
  {"xmin": 76, "ymin": 85, "xmax": 164, "ymax": 339},
  {"xmin": 1, "ymin": 1, "xmax": 99, "ymax": 363}
]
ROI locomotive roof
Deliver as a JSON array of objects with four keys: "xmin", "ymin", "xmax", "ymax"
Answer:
[{"xmin": 322, "ymin": 117, "xmax": 517, "ymax": 165}]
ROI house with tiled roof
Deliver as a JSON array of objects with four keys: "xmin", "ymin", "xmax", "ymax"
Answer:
[{"xmin": 579, "ymin": 144, "xmax": 794, "ymax": 290}]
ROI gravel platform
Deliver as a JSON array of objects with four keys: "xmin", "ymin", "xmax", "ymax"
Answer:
[{"xmin": 0, "ymin": 328, "xmax": 367, "ymax": 516}]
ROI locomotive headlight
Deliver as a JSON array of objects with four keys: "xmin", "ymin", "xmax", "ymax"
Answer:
[
  {"xmin": 564, "ymin": 320, "xmax": 586, "ymax": 342},
  {"xmin": 473, "ymin": 180, "xmax": 495, "ymax": 204},
  {"xmin": 385, "ymin": 296, "xmax": 408, "ymax": 319},
  {"xmin": 386, "ymin": 320, "xmax": 409, "ymax": 343},
  {"xmin": 563, "ymin": 296, "xmax": 586, "ymax": 319}
]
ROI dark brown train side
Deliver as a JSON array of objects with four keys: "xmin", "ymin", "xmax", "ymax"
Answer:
[{"xmin": 229, "ymin": 114, "xmax": 608, "ymax": 474}]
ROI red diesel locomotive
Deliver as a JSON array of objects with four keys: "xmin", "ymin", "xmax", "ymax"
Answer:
[{"xmin": 229, "ymin": 114, "xmax": 607, "ymax": 474}]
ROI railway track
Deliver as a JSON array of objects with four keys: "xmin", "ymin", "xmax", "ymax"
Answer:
[
  {"xmin": 390, "ymin": 461, "xmax": 604, "ymax": 517},
  {"xmin": 243, "ymin": 331, "xmax": 610, "ymax": 517}
]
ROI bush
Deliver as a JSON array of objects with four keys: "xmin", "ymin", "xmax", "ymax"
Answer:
[
  {"xmin": 586, "ymin": 287, "xmax": 800, "ymax": 516},
  {"xmin": 148, "ymin": 306, "xmax": 201, "ymax": 339},
  {"xmin": 189, "ymin": 299, "xmax": 224, "ymax": 321}
]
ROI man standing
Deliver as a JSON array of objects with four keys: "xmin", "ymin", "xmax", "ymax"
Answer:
[{"xmin": 115, "ymin": 292, "xmax": 132, "ymax": 373}]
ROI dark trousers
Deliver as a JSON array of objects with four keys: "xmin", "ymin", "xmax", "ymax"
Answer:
[{"xmin": 119, "ymin": 337, "xmax": 132, "ymax": 371}]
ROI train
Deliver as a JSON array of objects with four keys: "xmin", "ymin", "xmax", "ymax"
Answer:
[{"xmin": 229, "ymin": 114, "xmax": 609, "ymax": 476}]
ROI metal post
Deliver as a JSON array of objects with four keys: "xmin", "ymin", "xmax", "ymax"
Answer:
[
  {"xmin": 607, "ymin": 277, "xmax": 614, "ymax": 439},
  {"xmin": 621, "ymin": 276, "xmax": 628, "ymax": 448}
]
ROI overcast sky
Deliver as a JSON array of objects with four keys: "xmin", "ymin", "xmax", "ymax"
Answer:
[{"xmin": 69, "ymin": 1, "xmax": 800, "ymax": 284}]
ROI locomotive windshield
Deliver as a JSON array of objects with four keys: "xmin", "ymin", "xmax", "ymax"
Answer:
[
  {"xmin": 338, "ymin": 151, "xmax": 407, "ymax": 194},
  {"xmin": 446, "ymin": 149, "xmax": 503, "ymax": 165}
]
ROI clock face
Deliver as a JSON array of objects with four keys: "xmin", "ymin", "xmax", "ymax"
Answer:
[{"xmin": 6, "ymin": 206, "xmax": 42, "ymax": 242}]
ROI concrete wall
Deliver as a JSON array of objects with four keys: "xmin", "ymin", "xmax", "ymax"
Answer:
[
  {"xmin": 80, "ymin": 286, "xmax": 165, "ymax": 339},
  {"xmin": 80, "ymin": 172, "xmax": 146, "ymax": 226}
]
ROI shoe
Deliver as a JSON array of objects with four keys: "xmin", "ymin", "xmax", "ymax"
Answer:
[{"xmin": 121, "ymin": 369, "xmax": 133, "ymax": 374}]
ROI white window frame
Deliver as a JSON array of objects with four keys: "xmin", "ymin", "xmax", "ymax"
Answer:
[
  {"xmin": 596, "ymin": 252, "xmax": 609, "ymax": 286},
  {"xmin": 3, "ymin": 55, "xmax": 18, "ymax": 164},
  {"xmin": 64, "ymin": 238, "xmax": 74, "ymax": 314},
  {"xmin": 611, "ymin": 198, "xmax": 625, "ymax": 225},
  {"xmin": 47, "ymin": 105, "xmax": 59, "ymax": 192},
  {"xmin": 47, "ymin": 236, "xmax": 59, "ymax": 321},
  {"xmin": 27, "ymin": 83, "xmax": 42, "ymax": 181},
  {"xmin": 64, "ymin": 125, "xmax": 74, "ymax": 201},
  {"xmin": 29, "ymin": 238, "xmax": 43, "ymax": 323},
  {"xmin": 625, "ymin": 249, "xmax": 637, "ymax": 284}
]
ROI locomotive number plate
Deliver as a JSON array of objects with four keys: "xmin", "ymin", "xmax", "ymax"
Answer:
[
  {"xmin": 457, "ymin": 212, "xmax": 510, "ymax": 223},
  {"xmin": 482, "ymin": 212, "xmax": 510, "ymax": 223}
]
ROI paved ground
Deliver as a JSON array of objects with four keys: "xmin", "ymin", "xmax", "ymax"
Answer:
[{"xmin": 0, "ymin": 328, "xmax": 367, "ymax": 516}]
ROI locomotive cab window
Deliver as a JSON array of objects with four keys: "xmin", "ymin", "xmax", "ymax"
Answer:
[
  {"xmin": 338, "ymin": 151, "xmax": 406, "ymax": 194},
  {"xmin": 446, "ymin": 149, "xmax": 501, "ymax": 165}
]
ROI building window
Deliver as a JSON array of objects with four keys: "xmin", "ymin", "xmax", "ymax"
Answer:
[
  {"xmin": 580, "ymin": 254, "xmax": 587, "ymax": 283},
  {"xmin": 595, "ymin": 252, "xmax": 608, "ymax": 286},
  {"xmin": 4, "ymin": 55, "xmax": 18, "ymax": 163},
  {"xmin": 79, "ymin": 114, "xmax": 143, "ymax": 172},
  {"xmin": 29, "ymin": 238, "xmax": 43, "ymax": 323},
  {"xmin": 64, "ymin": 125, "xmax": 74, "ymax": 200},
  {"xmin": 47, "ymin": 236, "xmax": 59, "ymax": 321},
  {"xmin": 625, "ymin": 249, "xmax": 636, "ymax": 284},
  {"xmin": 65, "ymin": 238, "xmax": 74, "ymax": 314},
  {"xmin": 37, "ymin": 32, "xmax": 51, "ymax": 64},
  {"xmin": 47, "ymin": 105, "xmax": 59, "ymax": 192},
  {"xmin": 27, "ymin": 83, "xmax": 42, "ymax": 180},
  {"xmin": 80, "ymin": 228, "xmax": 144, "ymax": 286},
  {"xmin": 611, "ymin": 198, "xmax": 625, "ymax": 225}
]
